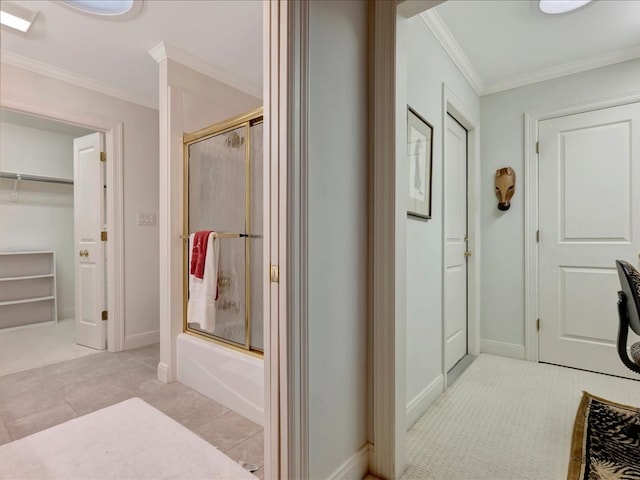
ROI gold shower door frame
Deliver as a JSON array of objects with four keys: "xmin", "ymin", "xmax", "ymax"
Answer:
[{"xmin": 182, "ymin": 107, "xmax": 263, "ymax": 356}]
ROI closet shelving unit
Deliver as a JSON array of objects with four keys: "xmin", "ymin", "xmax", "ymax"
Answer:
[
  {"xmin": 0, "ymin": 171, "xmax": 70, "ymax": 329},
  {"xmin": 0, "ymin": 251, "xmax": 57, "ymax": 329}
]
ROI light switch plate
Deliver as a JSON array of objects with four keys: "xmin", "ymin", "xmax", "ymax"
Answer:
[{"xmin": 137, "ymin": 213, "xmax": 156, "ymax": 226}]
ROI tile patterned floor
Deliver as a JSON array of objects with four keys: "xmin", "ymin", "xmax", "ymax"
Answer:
[{"xmin": 0, "ymin": 343, "xmax": 264, "ymax": 478}]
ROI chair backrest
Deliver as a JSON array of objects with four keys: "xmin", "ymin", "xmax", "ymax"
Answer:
[{"xmin": 616, "ymin": 260, "xmax": 640, "ymax": 335}]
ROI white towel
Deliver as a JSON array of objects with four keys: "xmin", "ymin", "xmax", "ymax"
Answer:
[{"xmin": 187, "ymin": 232, "xmax": 219, "ymax": 332}]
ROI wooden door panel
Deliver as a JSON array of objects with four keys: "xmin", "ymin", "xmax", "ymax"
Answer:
[
  {"xmin": 560, "ymin": 267, "xmax": 619, "ymax": 343},
  {"xmin": 561, "ymin": 123, "xmax": 630, "ymax": 241},
  {"xmin": 444, "ymin": 115, "xmax": 468, "ymax": 371},
  {"xmin": 74, "ymin": 132, "xmax": 106, "ymax": 350}
]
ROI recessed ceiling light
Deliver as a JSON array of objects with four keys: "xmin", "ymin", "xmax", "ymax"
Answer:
[
  {"xmin": 539, "ymin": 0, "xmax": 593, "ymax": 15},
  {"xmin": 0, "ymin": 1, "xmax": 38, "ymax": 33},
  {"xmin": 58, "ymin": 0, "xmax": 143, "ymax": 18}
]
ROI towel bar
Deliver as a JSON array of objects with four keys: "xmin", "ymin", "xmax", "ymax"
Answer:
[{"xmin": 180, "ymin": 233, "xmax": 249, "ymax": 240}]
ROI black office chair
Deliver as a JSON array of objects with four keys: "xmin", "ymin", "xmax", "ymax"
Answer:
[{"xmin": 615, "ymin": 260, "xmax": 640, "ymax": 374}]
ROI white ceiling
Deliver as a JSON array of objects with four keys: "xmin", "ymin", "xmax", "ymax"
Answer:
[
  {"xmin": 1, "ymin": 0, "xmax": 639, "ymax": 109},
  {"xmin": 429, "ymin": 0, "xmax": 640, "ymax": 95},
  {"xmin": 0, "ymin": 0, "xmax": 263, "ymax": 109}
]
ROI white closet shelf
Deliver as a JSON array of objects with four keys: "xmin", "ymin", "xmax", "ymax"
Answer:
[
  {"xmin": 0, "ymin": 251, "xmax": 57, "ymax": 328},
  {"xmin": 0, "ymin": 296, "xmax": 55, "ymax": 307},
  {"xmin": 0, "ymin": 274, "xmax": 54, "ymax": 282}
]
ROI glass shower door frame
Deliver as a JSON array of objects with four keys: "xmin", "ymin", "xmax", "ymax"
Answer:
[{"xmin": 182, "ymin": 107, "xmax": 263, "ymax": 355}]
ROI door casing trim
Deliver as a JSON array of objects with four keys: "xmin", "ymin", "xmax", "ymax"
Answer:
[
  {"xmin": 441, "ymin": 83, "xmax": 481, "ymax": 385},
  {"xmin": 524, "ymin": 87, "xmax": 640, "ymax": 362},
  {"xmin": 0, "ymin": 99, "xmax": 125, "ymax": 352}
]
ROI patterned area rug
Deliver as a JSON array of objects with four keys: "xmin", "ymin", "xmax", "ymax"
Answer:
[{"xmin": 568, "ymin": 391, "xmax": 640, "ymax": 480}]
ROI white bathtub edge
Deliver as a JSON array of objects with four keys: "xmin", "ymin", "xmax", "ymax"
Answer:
[{"xmin": 177, "ymin": 333, "xmax": 264, "ymax": 426}]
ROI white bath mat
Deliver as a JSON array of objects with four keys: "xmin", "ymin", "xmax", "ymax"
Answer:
[{"xmin": 0, "ymin": 397, "xmax": 257, "ymax": 479}]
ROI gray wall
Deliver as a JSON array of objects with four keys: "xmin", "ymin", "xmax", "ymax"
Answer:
[
  {"xmin": 405, "ymin": 15, "xmax": 480, "ymax": 413},
  {"xmin": 308, "ymin": 0, "xmax": 369, "ymax": 477},
  {"xmin": 480, "ymin": 58, "xmax": 640, "ymax": 349}
]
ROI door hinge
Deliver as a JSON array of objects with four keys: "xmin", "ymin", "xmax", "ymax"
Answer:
[
  {"xmin": 536, "ymin": 230, "xmax": 540, "ymax": 243},
  {"xmin": 536, "ymin": 142, "xmax": 539, "ymax": 154},
  {"xmin": 102, "ymin": 310, "xmax": 108, "ymax": 321},
  {"xmin": 100, "ymin": 152, "xmax": 107, "ymax": 162},
  {"xmin": 270, "ymin": 264, "xmax": 279, "ymax": 283},
  {"xmin": 537, "ymin": 318, "xmax": 540, "ymax": 331},
  {"xmin": 101, "ymin": 231, "xmax": 107, "ymax": 241}
]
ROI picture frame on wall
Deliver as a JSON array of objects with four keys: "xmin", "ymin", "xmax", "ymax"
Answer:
[{"xmin": 407, "ymin": 106, "xmax": 433, "ymax": 219}]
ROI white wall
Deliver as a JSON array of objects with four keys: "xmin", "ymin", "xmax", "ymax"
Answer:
[
  {"xmin": 403, "ymin": 15, "xmax": 480, "ymax": 423},
  {"xmin": 307, "ymin": 1, "xmax": 368, "ymax": 478},
  {"xmin": 0, "ymin": 122, "xmax": 78, "ymax": 318},
  {"xmin": 480, "ymin": 59, "xmax": 640, "ymax": 352},
  {"xmin": 1, "ymin": 63, "xmax": 160, "ymax": 347}
]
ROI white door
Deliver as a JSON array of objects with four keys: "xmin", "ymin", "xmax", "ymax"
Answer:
[
  {"xmin": 538, "ymin": 102, "xmax": 640, "ymax": 379},
  {"xmin": 444, "ymin": 114, "xmax": 468, "ymax": 371},
  {"xmin": 74, "ymin": 132, "xmax": 106, "ymax": 350}
]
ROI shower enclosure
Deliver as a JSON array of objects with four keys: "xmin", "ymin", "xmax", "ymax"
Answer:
[
  {"xmin": 183, "ymin": 108, "xmax": 263, "ymax": 355},
  {"xmin": 177, "ymin": 107, "xmax": 264, "ymax": 424}
]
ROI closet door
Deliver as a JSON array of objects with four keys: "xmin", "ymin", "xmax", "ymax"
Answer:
[{"xmin": 74, "ymin": 132, "xmax": 106, "ymax": 350}]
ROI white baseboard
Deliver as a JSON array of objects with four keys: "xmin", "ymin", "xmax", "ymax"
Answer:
[
  {"xmin": 327, "ymin": 443, "xmax": 371, "ymax": 480},
  {"xmin": 124, "ymin": 330, "xmax": 159, "ymax": 350},
  {"xmin": 480, "ymin": 339, "xmax": 526, "ymax": 360},
  {"xmin": 406, "ymin": 374, "xmax": 444, "ymax": 430},
  {"xmin": 157, "ymin": 362, "xmax": 170, "ymax": 384}
]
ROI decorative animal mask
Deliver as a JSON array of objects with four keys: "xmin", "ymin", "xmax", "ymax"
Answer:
[{"xmin": 495, "ymin": 167, "xmax": 516, "ymax": 211}]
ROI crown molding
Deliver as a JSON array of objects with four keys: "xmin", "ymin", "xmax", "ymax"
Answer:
[
  {"xmin": 0, "ymin": 50, "xmax": 157, "ymax": 110},
  {"xmin": 482, "ymin": 45, "xmax": 640, "ymax": 96},
  {"xmin": 420, "ymin": 10, "xmax": 484, "ymax": 96},
  {"xmin": 418, "ymin": 11, "xmax": 640, "ymax": 97},
  {"xmin": 148, "ymin": 41, "xmax": 262, "ymax": 100},
  {"xmin": 148, "ymin": 42, "xmax": 168, "ymax": 63}
]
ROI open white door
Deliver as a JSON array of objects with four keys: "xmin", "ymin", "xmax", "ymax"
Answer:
[
  {"xmin": 444, "ymin": 114, "xmax": 468, "ymax": 371},
  {"xmin": 74, "ymin": 132, "xmax": 106, "ymax": 350}
]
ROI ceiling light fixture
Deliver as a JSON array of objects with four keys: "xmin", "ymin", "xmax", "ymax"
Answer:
[
  {"xmin": 539, "ymin": 0, "xmax": 593, "ymax": 15},
  {"xmin": 0, "ymin": 1, "xmax": 38, "ymax": 33},
  {"xmin": 59, "ymin": 0, "xmax": 143, "ymax": 18}
]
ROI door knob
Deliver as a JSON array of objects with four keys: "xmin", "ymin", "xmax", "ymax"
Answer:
[
  {"xmin": 464, "ymin": 250, "xmax": 472, "ymax": 258},
  {"xmin": 79, "ymin": 249, "xmax": 88, "ymax": 257}
]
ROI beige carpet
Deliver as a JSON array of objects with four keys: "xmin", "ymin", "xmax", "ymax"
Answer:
[
  {"xmin": 0, "ymin": 397, "xmax": 257, "ymax": 479},
  {"xmin": 402, "ymin": 355, "xmax": 640, "ymax": 480}
]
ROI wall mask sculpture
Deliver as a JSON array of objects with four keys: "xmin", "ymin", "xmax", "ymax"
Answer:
[{"xmin": 495, "ymin": 167, "xmax": 516, "ymax": 211}]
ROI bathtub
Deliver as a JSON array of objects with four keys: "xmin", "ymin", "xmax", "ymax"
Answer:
[{"xmin": 176, "ymin": 333, "xmax": 264, "ymax": 425}]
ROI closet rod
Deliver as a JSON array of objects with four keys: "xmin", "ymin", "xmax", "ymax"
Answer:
[{"xmin": 0, "ymin": 172, "xmax": 74, "ymax": 185}]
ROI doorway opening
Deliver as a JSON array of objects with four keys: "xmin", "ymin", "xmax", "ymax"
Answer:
[
  {"xmin": 526, "ymin": 98, "xmax": 640, "ymax": 380},
  {"xmin": 442, "ymin": 85, "xmax": 481, "ymax": 388},
  {"xmin": 0, "ymin": 106, "xmax": 125, "ymax": 374},
  {"xmin": 443, "ymin": 112, "xmax": 469, "ymax": 374}
]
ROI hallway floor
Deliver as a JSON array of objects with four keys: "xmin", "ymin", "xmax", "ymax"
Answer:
[
  {"xmin": 0, "ymin": 318, "xmax": 98, "ymax": 376},
  {"xmin": 0, "ymin": 343, "xmax": 264, "ymax": 478}
]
